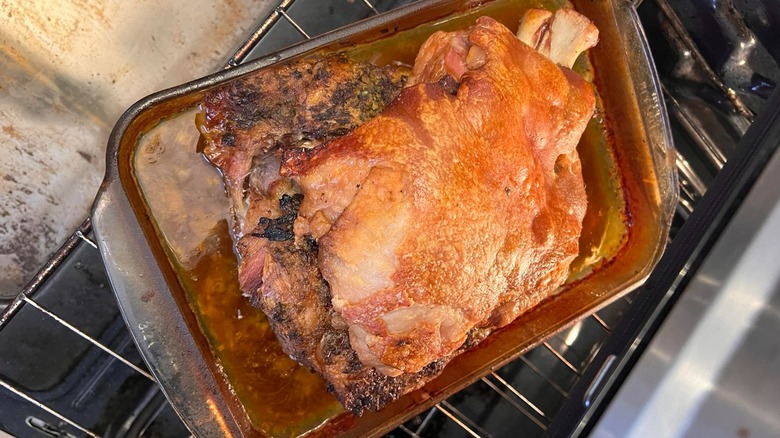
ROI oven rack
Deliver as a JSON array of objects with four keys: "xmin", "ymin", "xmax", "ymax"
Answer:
[
  {"xmin": 1, "ymin": 0, "xmax": 765, "ymax": 436},
  {"xmin": 0, "ymin": 225, "xmax": 631, "ymax": 438}
]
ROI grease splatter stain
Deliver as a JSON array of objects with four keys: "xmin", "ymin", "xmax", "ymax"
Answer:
[
  {"xmin": 77, "ymin": 150, "xmax": 94, "ymax": 163},
  {"xmin": 3, "ymin": 125, "xmax": 22, "ymax": 140}
]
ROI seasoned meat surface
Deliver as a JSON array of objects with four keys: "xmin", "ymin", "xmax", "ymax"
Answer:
[
  {"xmin": 240, "ymin": 188, "xmax": 460, "ymax": 415},
  {"xmin": 199, "ymin": 54, "xmax": 408, "ymax": 236},
  {"xmin": 199, "ymin": 11, "xmax": 598, "ymax": 415}
]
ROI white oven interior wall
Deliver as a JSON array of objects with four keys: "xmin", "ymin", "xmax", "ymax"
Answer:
[{"xmin": 0, "ymin": 0, "xmax": 276, "ymax": 294}]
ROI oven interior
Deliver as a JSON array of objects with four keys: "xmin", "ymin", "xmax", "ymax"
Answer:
[{"xmin": 1, "ymin": 0, "xmax": 778, "ymax": 437}]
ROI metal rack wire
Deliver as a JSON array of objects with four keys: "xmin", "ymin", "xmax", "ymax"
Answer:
[{"xmin": 1, "ymin": 0, "xmax": 762, "ymax": 435}]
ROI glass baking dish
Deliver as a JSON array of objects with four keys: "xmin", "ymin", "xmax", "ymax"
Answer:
[{"xmin": 92, "ymin": 0, "xmax": 677, "ymax": 436}]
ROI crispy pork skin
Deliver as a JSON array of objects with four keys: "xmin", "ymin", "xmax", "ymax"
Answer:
[
  {"xmin": 200, "ymin": 10, "xmax": 598, "ymax": 414},
  {"xmin": 284, "ymin": 16, "xmax": 595, "ymax": 376}
]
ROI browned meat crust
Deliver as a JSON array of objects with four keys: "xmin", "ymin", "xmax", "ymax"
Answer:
[{"xmin": 199, "ymin": 53, "xmax": 408, "ymax": 237}]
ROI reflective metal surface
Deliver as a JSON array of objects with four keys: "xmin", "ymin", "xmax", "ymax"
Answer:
[{"xmin": 593, "ymin": 136, "xmax": 780, "ymax": 437}]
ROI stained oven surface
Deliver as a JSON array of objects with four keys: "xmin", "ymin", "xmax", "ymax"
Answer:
[{"xmin": 1, "ymin": 0, "xmax": 779, "ymax": 437}]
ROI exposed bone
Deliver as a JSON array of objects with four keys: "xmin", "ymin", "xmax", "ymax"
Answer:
[
  {"xmin": 517, "ymin": 9, "xmax": 599, "ymax": 69},
  {"xmin": 516, "ymin": 9, "xmax": 553, "ymax": 51}
]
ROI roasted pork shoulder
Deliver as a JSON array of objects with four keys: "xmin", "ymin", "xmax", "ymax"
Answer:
[{"xmin": 198, "ymin": 10, "xmax": 598, "ymax": 414}]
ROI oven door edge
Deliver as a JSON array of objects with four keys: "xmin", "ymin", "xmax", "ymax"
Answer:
[{"xmin": 546, "ymin": 88, "xmax": 780, "ymax": 437}]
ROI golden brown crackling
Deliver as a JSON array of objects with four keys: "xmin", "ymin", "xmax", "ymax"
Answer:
[{"xmin": 287, "ymin": 17, "xmax": 594, "ymax": 374}]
